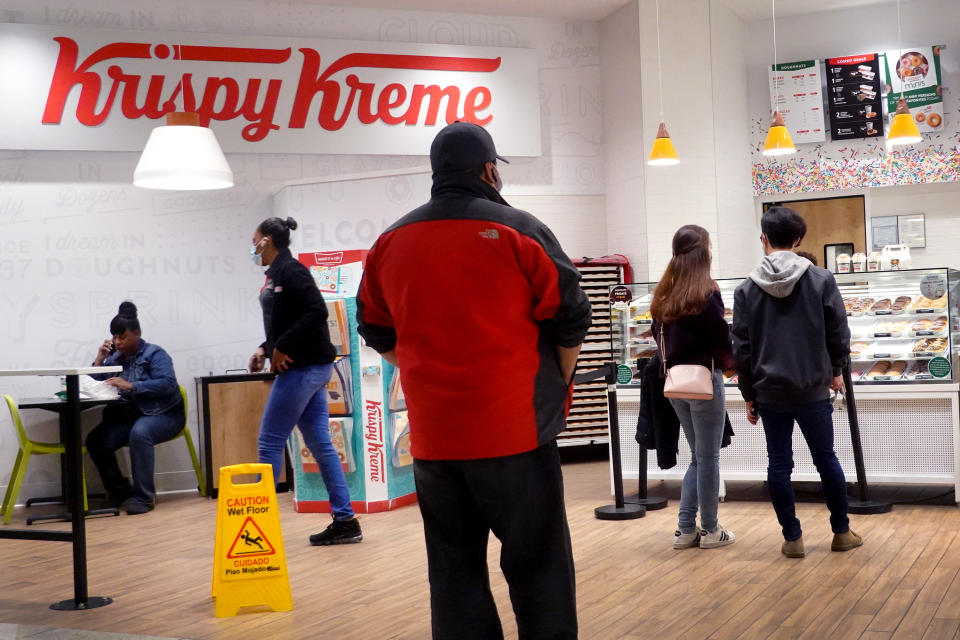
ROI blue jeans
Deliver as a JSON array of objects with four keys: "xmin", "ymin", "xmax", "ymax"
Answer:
[
  {"xmin": 758, "ymin": 400, "xmax": 850, "ymax": 541},
  {"xmin": 86, "ymin": 400, "xmax": 185, "ymax": 506},
  {"xmin": 669, "ymin": 371, "xmax": 725, "ymax": 533},
  {"xmin": 258, "ymin": 364, "xmax": 355, "ymax": 520}
]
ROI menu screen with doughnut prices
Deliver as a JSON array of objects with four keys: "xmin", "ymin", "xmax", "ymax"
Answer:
[{"xmin": 826, "ymin": 53, "xmax": 884, "ymax": 140}]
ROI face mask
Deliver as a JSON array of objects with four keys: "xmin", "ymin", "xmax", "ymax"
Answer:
[{"xmin": 250, "ymin": 240, "xmax": 265, "ymax": 266}]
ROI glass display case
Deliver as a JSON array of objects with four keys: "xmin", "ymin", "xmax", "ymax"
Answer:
[{"xmin": 610, "ymin": 268, "xmax": 960, "ymax": 387}]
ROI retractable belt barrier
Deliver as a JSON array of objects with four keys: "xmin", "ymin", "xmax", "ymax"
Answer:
[
  {"xmin": 574, "ymin": 362, "xmax": 645, "ymax": 521},
  {"xmin": 841, "ymin": 365, "xmax": 892, "ymax": 514},
  {"xmin": 212, "ymin": 463, "xmax": 293, "ymax": 617},
  {"xmin": 627, "ymin": 360, "xmax": 890, "ymax": 515}
]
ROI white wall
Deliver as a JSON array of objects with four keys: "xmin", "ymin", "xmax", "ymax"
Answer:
[
  {"xmin": 639, "ymin": 0, "xmax": 717, "ymax": 280},
  {"xmin": 756, "ymin": 179, "xmax": 960, "ymax": 271},
  {"xmin": 630, "ymin": 0, "xmax": 757, "ymax": 283},
  {"xmin": 600, "ymin": 0, "xmax": 648, "ymax": 281},
  {"xmin": 710, "ymin": 0, "xmax": 760, "ymax": 278},
  {"xmin": 746, "ymin": 0, "xmax": 960, "ymax": 271},
  {"xmin": 869, "ymin": 182, "xmax": 960, "ymax": 270},
  {"xmin": 746, "ymin": 0, "xmax": 960, "ymax": 193},
  {"xmin": 597, "ymin": 0, "xmax": 758, "ymax": 285},
  {"xmin": 0, "ymin": 0, "xmax": 606, "ymax": 502}
]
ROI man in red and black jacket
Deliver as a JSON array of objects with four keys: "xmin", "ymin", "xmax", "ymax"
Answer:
[{"xmin": 358, "ymin": 122, "xmax": 591, "ymax": 640}]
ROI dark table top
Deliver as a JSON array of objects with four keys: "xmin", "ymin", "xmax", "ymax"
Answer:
[
  {"xmin": 194, "ymin": 372, "xmax": 275, "ymax": 383},
  {"xmin": 18, "ymin": 397, "xmax": 122, "ymax": 412}
]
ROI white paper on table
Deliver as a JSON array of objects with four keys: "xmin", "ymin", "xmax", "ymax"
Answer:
[{"xmin": 78, "ymin": 375, "xmax": 121, "ymax": 400}]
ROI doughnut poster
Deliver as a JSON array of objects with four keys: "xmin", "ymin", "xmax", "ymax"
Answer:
[{"xmin": 883, "ymin": 45, "xmax": 944, "ymax": 133}]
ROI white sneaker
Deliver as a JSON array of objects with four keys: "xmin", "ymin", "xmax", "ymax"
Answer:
[
  {"xmin": 699, "ymin": 525, "xmax": 736, "ymax": 549},
  {"xmin": 673, "ymin": 529, "xmax": 701, "ymax": 549}
]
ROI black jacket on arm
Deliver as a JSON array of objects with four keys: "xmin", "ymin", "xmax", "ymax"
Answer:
[
  {"xmin": 261, "ymin": 248, "xmax": 337, "ymax": 369},
  {"xmin": 636, "ymin": 354, "xmax": 734, "ymax": 470}
]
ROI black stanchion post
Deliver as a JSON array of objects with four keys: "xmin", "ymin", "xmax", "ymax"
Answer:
[
  {"xmin": 842, "ymin": 365, "xmax": 892, "ymax": 515},
  {"xmin": 595, "ymin": 362, "xmax": 646, "ymax": 521},
  {"xmin": 625, "ymin": 444, "xmax": 668, "ymax": 510}
]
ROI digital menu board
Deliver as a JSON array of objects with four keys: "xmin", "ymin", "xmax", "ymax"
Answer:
[
  {"xmin": 826, "ymin": 54, "xmax": 884, "ymax": 140},
  {"xmin": 768, "ymin": 60, "xmax": 827, "ymax": 144}
]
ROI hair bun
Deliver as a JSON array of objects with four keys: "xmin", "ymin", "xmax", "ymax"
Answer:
[
  {"xmin": 118, "ymin": 301, "xmax": 138, "ymax": 318},
  {"xmin": 285, "ymin": 217, "xmax": 298, "ymax": 231}
]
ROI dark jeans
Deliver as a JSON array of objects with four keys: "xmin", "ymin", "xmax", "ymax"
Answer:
[
  {"xmin": 413, "ymin": 442, "xmax": 577, "ymax": 640},
  {"xmin": 758, "ymin": 399, "xmax": 850, "ymax": 541},
  {"xmin": 86, "ymin": 400, "xmax": 184, "ymax": 506}
]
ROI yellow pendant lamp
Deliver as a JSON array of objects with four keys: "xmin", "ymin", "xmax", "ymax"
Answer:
[
  {"xmin": 762, "ymin": 110, "xmax": 797, "ymax": 156},
  {"xmin": 646, "ymin": 0, "xmax": 679, "ymax": 166},
  {"xmin": 887, "ymin": 0, "xmax": 922, "ymax": 147},
  {"xmin": 888, "ymin": 97, "xmax": 922, "ymax": 146},
  {"xmin": 649, "ymin": 122, "xmax": 679, "ymax": 166},
  {"xmin": 761, "ymin": 0, "xmax": 796, "ymax": 157}
]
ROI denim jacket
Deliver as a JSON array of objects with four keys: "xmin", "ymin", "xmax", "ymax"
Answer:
[{"xmin": 94, "ymin": 340, "xmax": 181, "ymax": 416}]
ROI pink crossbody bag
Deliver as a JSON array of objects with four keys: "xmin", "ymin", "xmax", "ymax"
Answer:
[{"xmin": 659, "ymin": 324, "xmax": 714, "ymax": 400}]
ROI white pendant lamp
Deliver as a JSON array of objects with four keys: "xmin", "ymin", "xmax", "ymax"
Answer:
[
  {"xmin": 647, "ymin": 0, "xmax": 679, "ymax": 166},
  {"xmin": 887, "ymin": 0, "xmax": 923, "ymax": 147},
  {"xmin": 134, "ymin": 58, "xmax": 233, "ymax": 191},
  {"xmin": 134, "ymin": 111, "xmax": 233, "ymax": 190},
  {"xmin": 761, "ymin": 0, "xmax": 797, "ymax": 157}
]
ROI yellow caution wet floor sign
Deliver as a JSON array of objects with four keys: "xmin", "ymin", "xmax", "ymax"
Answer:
[{"xmin": 212, "ymin": 463, "xmax": 292, "ymax": 617}]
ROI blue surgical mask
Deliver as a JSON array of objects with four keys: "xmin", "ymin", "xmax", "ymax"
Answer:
[{"xmin": 250, "ymin": 240, "xmax": 265, "ymax": 267}]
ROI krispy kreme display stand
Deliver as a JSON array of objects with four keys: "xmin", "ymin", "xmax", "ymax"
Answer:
[
  {"xmin": 609, "ymin": 268, "xmax": 960, "ymax": 500},
  {"xmin": 284, "ymin": 250, "xmax": 416, "ymax": 514}
]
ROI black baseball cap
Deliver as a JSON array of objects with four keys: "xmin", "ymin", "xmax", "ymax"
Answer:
[{"xmin": 430, "ymin": 121, "xmax": 509, "ymax": 174}]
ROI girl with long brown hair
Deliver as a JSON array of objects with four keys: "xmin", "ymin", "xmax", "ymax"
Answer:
[{"xmin": 651, "ymin": 225, "xmax": 736, "ymax": 550}]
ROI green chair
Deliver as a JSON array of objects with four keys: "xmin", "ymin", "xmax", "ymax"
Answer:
[
  {"xmin": 171, "ymin": 386, "xmax": 205, "ymax": 497},
  {"xmin": 2, "ymin": 395, "xmax": 89, "ymax": 525}
]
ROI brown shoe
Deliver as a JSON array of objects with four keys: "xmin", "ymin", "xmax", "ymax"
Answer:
[
  {"xmin": 781, "ymin": 537, "xmax": 805, "ymax": 558},
  {"xmin": 832, "ymin": 530, "xmax": 863, "ymax": 552}
]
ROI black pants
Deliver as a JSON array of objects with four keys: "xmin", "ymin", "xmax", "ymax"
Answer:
[
  {"xmin": 413, "ymin": 441, "xmax": 578, "ymax": 640},
  {"xmin": 86, "ymin": 400, "xmax": 184, "ymax": 506}
]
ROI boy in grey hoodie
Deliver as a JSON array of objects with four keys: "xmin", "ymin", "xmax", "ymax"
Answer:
[{"xmin": 732, "ymin": 206, "xmax": 862, "ymax": 559}]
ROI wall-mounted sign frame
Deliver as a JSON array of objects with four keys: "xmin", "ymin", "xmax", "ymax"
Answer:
[
  {"xmin": 897, "ymin": 214, "xmax": 926, "ymax": 248},
  {"xmin": 768, "ymin": 60, "xmax": 826, "ymax": 144},
  {"xmin": 870, "ymin": 214, "xmax": 926, "ymax": 250},
  {"xmin": 0, "ymin": 23, "xmax": 541, "ymax": 156},
  {"xmin": 825, "ymin": 53, "xmax": 884, "ymax": 141},
  {"xmin": 882, "ymin": 45, "xmax": 945, "ymax": 134}
]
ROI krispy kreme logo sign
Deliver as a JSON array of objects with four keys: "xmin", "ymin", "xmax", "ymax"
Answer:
[
  {"xmin": 364, "ymin": 400, "xmax": 386, "ymax": 485},
  {"xmin": 44, "ymin": 40, "xmax": 499, "ymax": 141},
  {"xmin": 0, "ymin": 24, "xmax": 541, "ymax": 155}
]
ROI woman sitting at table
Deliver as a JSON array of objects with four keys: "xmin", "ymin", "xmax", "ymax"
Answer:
[{"xmin": 86, "ymin": 301, "xmax": 183, "ymax": 515}]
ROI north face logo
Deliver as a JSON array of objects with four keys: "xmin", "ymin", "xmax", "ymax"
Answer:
[{"xmin": 478, "ymin": 229, "xmax": 500, "ymax": 240}]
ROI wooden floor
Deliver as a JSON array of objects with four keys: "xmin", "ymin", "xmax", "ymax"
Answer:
[{"xmin": 2, "ymin": 461, "xmax": 960, "ymax": 640}]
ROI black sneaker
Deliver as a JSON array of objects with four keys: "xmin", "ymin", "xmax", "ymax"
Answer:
[
  {"xmin": 124, "ymin": 500, "xmax": 154, "ymax": 516},
  {"xmin": 309, "ymin": 518, "xmax": 362, "ymax": 546},
  {"xmin": 106, "ymin": 489, "xmax": 131, "ymax": 509}
]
